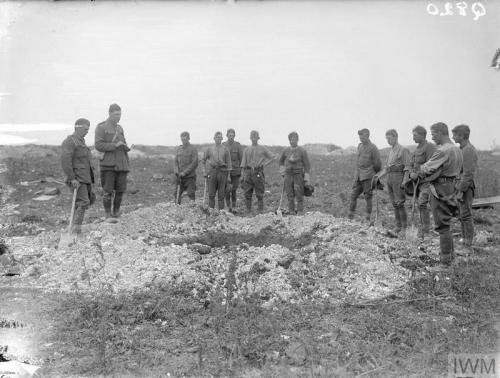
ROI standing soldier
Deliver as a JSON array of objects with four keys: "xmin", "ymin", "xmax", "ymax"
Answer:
[
  {"xmin": 419, "ymin": 122, "xmax": 463, "ymax": 268},
  {"xmin": 348, "ymin": 129, "xmax": 381, "ymax": 223},
  {"xmin": 61, "ymin": 118, "xmax": 95, "ymax": 234},
  {"xmin": 278, "ymin": 132, "xmax": 311, "ymax": 215},
  {"xmin": 404, "ymin": 125, "xmax": 436, "ymax": 239},
  {"xmin": 174, "ymin": 131, "xmax": 198, "ymax": 204},
  {"xmin": 240, "ymin": 130, "xmax": 276, "ymax": 214},
  {"xmin": 203, "ymin": 131, "xmax": 232, "ymax": 209},
  {"xmin": 95, "ymin": 103, "xmax": 130, "ymax": 218},
  {"xmin": 223, "ymin": 128, "xmax": 244, "ymax": 212},
  {"xmin": 375, "ymin": 129, "xmax": 411, "ymax": 235},
  {"xmin": 452, "ymin": 124, "xmax": 478, "ymax": 248}
]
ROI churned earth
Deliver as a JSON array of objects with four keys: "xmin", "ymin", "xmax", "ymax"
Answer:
[{"xmin": 1, "ymin": 145, "xmax": 500, "ymax": 377}]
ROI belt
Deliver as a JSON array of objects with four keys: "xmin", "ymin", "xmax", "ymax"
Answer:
[
  {"xmin": 387, "ymin": 166, "xmax": 404, "ymax": 173},
  {"xmin": 436, "ymin": 176, "xmax": 456, "ymax": 183},
  {"xmin": 244, "ymin": 166, "xmax": 263, "ymax": 171}
]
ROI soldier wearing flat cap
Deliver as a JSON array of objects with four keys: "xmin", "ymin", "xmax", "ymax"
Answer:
[{"xmin": 61, "ymin": 118, "xmax": 95, "ymax": 234}]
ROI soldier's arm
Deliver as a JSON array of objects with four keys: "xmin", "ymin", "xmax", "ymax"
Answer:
[
  {"xmin": 225, "ymin": 148, "xmax": 233, "ymax": 171},
  {"xmin": 240, "ymin": 148, "xmax": 247, "ymax": 168},
  {"xmin": 188, "ymin": 147, "xmax": 199, "ymax": 173},
  {"xmin": 61, "ymin": 139, "xmax": 76, "ymax": 181},
  {"xmin": 459, "ymin": 147, "xmax": 477, "ymax": 191},
  {"xmin": 278, "ymin": 149, "xmax": 286, "ymax": 166},
  {"xmin": 95, "ymin": 125, "xmax": 117, "ymax": 152},
  {"xmin": 302, "ymin": 148, "xmax": 311, "ymax": 174},
  {"xmin": 262, "ymin": 147, "xmax": 276, "ymax": 167},
  {"xmin": 420, "ymin": 149, "xmax": 446, "ymax": 176},
  {"xmin": 173, "ymin": 149, "xmax": 180, "ymax": 175},
  {"xmin": 372, "ymin": 146, "xmax": 382, "ymax": 173},
  {"xmin": 402, "ymin": 147, "xmax": 411, "ymax": 172}
]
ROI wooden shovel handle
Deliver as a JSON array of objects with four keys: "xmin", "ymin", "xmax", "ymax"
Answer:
[{"xmin": 68, "ymin": 187, "xmax": 78, "ymax": 231}]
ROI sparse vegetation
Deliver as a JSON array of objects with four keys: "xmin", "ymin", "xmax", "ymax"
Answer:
[{"xmin": 1, "ymin": 145, "xmax": 499, "ymax": 377}]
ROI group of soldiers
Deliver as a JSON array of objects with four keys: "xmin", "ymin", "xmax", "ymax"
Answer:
[
  {"xmin": 61, "ymin": 104, "xmax": 476, "ymax": 269},
  {"xmin": 349, "ymin": 123, "xmax": 477, "ymax": 268},
  {"xmin": 174, "ymin": 129, "xmax": 312, "ymax": 215},
  {"xmin": 60, "ymin": 103, "xmax": 312, "ymax": 232}
]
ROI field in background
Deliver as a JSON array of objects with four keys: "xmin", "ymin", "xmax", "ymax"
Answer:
[{"xmin": 1, "ymin": 144, "xmax": 499, "ymax": 377}]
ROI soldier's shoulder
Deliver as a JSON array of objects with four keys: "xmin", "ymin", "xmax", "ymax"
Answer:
[
  {"xmin": 61, "ymin": 135, "xmax": 74, "ymax": 145},
  {"xmin": 95, "ymin": 121, "xmax": 107, "ymax": 129}
]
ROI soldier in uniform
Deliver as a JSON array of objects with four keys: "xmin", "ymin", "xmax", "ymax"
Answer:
[
  {"xmin": 278, "ymin": 131, "xmax": 311, "ymax": 215},
  {"xmin": 375, "ymin": 129, "xmax": 411, "ymax": 234},
  {"xmin": 95, "ymin": 103, "xmax": 130, "ymax": 218},
  {"xmin": 348, "ymin": 129, "xmax": 382, "ymax": 223},
  {"xmin": 240, "ymin": 130, "xmax": 276, "ymax": 214},
  {"xmin": 452, "ymin": 124, "xmax": 478, "ymax": 248},
  {"xmin": 404, "ymin": 125, "xmax": 436, "ymax": 239},
  {"xmin": 223, "ymin": 128, "xmax": 244, "ymax": 212},
  {"xmin": 203, "ymin": 131, "xmax": 232, "ymax": 209},
  {"xmin": 61, "ymin": 118, "xmax": 95, "ymax": 234},
  {"xmin": 174, "ymin": 131, "xmax": 198, "ymax": 204},
  {"xmin": 419, "ymin": 122, "xmax": 463, "ymax": 268}
]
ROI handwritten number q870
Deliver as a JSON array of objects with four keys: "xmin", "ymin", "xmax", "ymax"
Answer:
[{"xmin": 426, "ymin": 2, "xmax": 486, "ymax": 20}]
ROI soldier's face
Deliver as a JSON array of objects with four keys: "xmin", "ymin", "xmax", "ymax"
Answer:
[
  {"xmin": 76, "ymin": 126, "xmax": 89, "ymax": 138},
  {"xmin": 214, "ymin": 134, "xmax": 223, "ymax": 145},
  {"xmin": 386, "ymin": 134, "xmax": 397, "ymax": 146},
  {"xmin": 289, "ymin": 135, "xmax": 298, "ymax": 147},
  {"xmin": 452, "ymin": 132, "xmax": 464, "ymax": 145},
  {"xmin": 181, "ymin": 135, "xmax": 189, "ymax": 145},
  {"xmin": 227, "ymin": 132, "xmax": 235, "ymax": 142},
  {"xmin": 413, "ymin": 131, "xmax": 424, "ymax": 144},
  {"xmin": 109, "ymin": 110, "xmax": 121, "ymax": 123},
  {"xmin": 431, "ymin": 130, "xmax": 443, "ymax": 145},
  {"xmin": 359, "ymin": 133, "xmax": 369, "ymax": 144},
  {"xmin": 250, "ymin": 133, "xmax": 259, "ymax": 144}
]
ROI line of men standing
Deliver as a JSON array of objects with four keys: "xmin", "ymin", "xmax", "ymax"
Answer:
[
  {"xmin": 349, "ymin": 123, "xmax": 478, "ymax": 268},
  {"xmin": 174, "ymin": 129, "xmax": 311, "ymax": 215},
  {"xmin": 61, "ymin": 105, "xmax": 478, "ymax": 269}
]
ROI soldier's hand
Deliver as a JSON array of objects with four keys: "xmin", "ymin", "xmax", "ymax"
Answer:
[
  {"xmin": 70, "ymin": 179, "xmax": 80, "ymax": 189},
  {"xmin": 179, "ymin": 172, "xmax": 186, "ymax": 178},
  {"xmin": 410, "ymin": 172, "xmax": 418, "ymax": 180}
]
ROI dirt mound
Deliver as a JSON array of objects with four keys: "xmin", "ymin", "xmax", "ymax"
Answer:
[{"xmin": 5, "ymin": 203, "xmax": 409, "ymax": 304}]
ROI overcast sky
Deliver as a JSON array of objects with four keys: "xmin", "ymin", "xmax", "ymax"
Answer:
[{"xmin": 0, "ymin": 1, "xmax": 499, "ymax": 149}]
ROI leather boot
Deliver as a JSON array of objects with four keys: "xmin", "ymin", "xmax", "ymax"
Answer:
[
  {"xmin": 72, "ymin": 206, "xmax": 85, "ymax": 234},
  {"xmin": 399, "ymin": 207, "xmax": 408, "ymax": 232},
  {"xmin": 365, "ymin": 197, "xmax": 373, "ymax": 219},
  {"xmin": 245, "ymin": 199, "xmax": 252, "ymax": 213},
  {"xmin": 288, "ymin": 199, "xmax": 295, "ymax": 215},
  {"xmin": 257, "ymin": 198, "xmax": 264, "ymax": 213},
  {"xmin": 225, "ymin": 192, "xmax": 231, "ymax": 208},
  {"xmin": 420, "ymin": 208, "xmax": 430, "ymax": 235},
  {"xmin": 348, "ymin": 200, "xmax": 356, "ymax": 219},
  {"xmin": 296, "ymin": 200, "xmax": 304, "ymax": 216},
  {"xmin": 439, "ymin": 232, "xmax": 454, "ymax": 265},
  {"xmin": 393, "ymin": 208, "xmax": 402, "ymax": 233},
  {"xmin": 103, "ymin": 195, "xmax": 112, "ymax": 218},
  {"xmin": 464, "ymin": 221, "xmax": 474, "ymax": 247},
  {"xmin": 113, "ymin": 193, "xmax": 123, "ymax": 218},
  {"xmin": 218, "ymin": 198, "xmax": 225, "ymax": 210},
  {"xmin": 208, "ymin": 196, "xmax": 216, "ymax": 209}
]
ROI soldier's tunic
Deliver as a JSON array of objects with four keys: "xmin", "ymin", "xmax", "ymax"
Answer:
[
  {"xmin": 174, "ymin": 143, "xmax": 198, "ymax": 203},
  {"xmin": 407, "ymin": 140, "xmax": 436, "ymax": 235},
  {"xmin": 457, "ymin": 140, "xmax": 478, "ymax": 246},
  {"xmin": 420, "ymin": 141, "xmax": 463, "ymax": 264},
  {"xmin": 240, "ymin": 145, "xmax": 275, "ymax": 212},
  {"xmin": 223, "ymin": 140, "xmax": 244, "ymax": 208},
  {"xmin": 61, "ymin": 133, "xmax": 95, "ymax": 230},
  {"xmin": 94, "ymin": 119, "xmax": 130, "ymax": 216},
  {"xmin": 279, "ymin": 146, "xmax": 311, "ymax": 214},
  {"xmin": 203, "ymin": 144, "xmax": 232, "ymax": 209},
  {"xmin": 349, "ymin": 141, "xmax": 381, "ymax": 219}
]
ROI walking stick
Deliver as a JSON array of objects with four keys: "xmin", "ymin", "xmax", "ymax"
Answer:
[
  {"xmin": 59, "ymin": 187, "xmax": 78, "ymax": 249},
  {"xmin": 202, "ymin": 177, "xmax": 208, "ymax": 209}
]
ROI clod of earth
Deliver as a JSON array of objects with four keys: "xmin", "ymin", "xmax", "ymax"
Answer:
[{"xmin": 5, "ymin": 202, "xmax": 412, "ymax": 304}]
